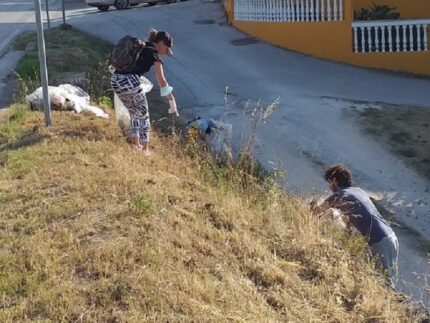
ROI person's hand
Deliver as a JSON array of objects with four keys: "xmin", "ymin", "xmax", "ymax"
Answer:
[
  {"xmin": 168, "ymin": 99, "xmax": 179, "ymax": 116},
  {"xmin": 310, "ymin": 199, "xmax": 320, "ymax": 215},
  {"xmin": 310, "ymin": 199, "xmax": 318, "ymax": 210}
]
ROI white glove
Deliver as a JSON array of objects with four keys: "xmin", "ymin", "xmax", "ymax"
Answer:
[
  {"xmin": 161, "ymin": 85, "xmax": 174, "ymax": 97},
  {"xmin": 168, "ymin": 99, "xmax": 179, "ymax": 116}
]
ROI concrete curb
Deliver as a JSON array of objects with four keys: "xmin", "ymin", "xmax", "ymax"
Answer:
[{"xmin": 0, "ymin": 29, "xmax": 22, "ymax": 58}]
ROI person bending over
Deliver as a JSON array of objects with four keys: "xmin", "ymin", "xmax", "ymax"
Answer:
[{"xmin": 312, "ymin": 164, "xmax": 399, "ymax": 288}]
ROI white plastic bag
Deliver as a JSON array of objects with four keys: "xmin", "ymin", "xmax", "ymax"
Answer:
[
  {"xmin": 26, "ymin": 84, "xmax": 109, "ymax": 119},
  {"xmin": 207, "ymin": 121, "xmax": 232, "ymax": 159},
  {"xmin": 26, "ymin": 86, "xmax": 67, "ymax": 110},
  {"xmin": 320, "ymin": 208, "xmax": 347, "ymax": 229},
  {"xmin": 140, "ymin": 76, "xmax": 153, "ymax": 93},
  {"xmin": 114, "ymin": 94, "xmax": 130, "ymax": 134}
]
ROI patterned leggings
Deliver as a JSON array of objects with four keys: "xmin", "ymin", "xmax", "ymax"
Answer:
[{"xmin": 111, "ymin": 73, "xmax": 150, "ymax": 144}]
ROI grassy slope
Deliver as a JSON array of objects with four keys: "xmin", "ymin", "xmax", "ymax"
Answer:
[
  {"xmin": 14, "ymin": 28, "xmax": 111, "ymax": 80},
  {"xmin": 0, "ymin": 107, "xmax": 420, "ymax": 322},
  {"xmin": 0, "ymin": 26, "xmax": 421, "ymax": 322}
]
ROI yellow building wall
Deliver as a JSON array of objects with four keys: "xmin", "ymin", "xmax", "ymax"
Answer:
[
  {"xmin": 224, "ymin": 0, "xmax": 430, "ymax": 76},
  {"xmin": 234, "ymin": 20, "xmax": 352, "ymax": 61}
]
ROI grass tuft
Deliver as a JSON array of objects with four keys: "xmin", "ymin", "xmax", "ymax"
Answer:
[{"xmin": 127, "ymin": 195, "xmax": 152, "ymax": 214}]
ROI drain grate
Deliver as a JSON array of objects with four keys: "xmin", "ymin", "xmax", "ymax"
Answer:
[
  {"xmin": 231, "ymin": 37, "xmax": 259, "ymax": 46},
  {"xmin": 193, "ymin": 19, "xmax": 216, "ymax": 25}
]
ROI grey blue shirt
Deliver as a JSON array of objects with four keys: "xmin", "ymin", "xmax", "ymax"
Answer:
[{"xmin": 325, "ymin": 187, "xmax": 395, "ymax": 245}]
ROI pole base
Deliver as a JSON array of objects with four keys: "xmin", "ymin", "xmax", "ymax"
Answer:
[{"xmin": 60, "ymin": 24, "xmax": 72, "ymax": 30}]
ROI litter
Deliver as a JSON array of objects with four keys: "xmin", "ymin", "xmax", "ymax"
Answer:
[
  {"xmin": 320, "ymin": 208, "xmax": 347, "ymax": 229},
  {"xmin": 26, "ymin": 84, "xmax": 109, "ymax": 119},
  {"xmin": 206, "ymin": 120, "xmax": 232, "ymax": 159},
  {"xmin": 186, "ymin": 117, "xmax": 232, "ymax": 160},
  {"xmin": 114, "ymin": 93, "xmax": 130, "ymax": 134}
]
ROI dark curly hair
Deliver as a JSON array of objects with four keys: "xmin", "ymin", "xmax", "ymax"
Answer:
[{"xmin": 324, "ymin": 164, "xmax": 353, "ymax": 188}]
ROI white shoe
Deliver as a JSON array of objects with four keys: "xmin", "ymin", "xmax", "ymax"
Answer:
[
  {"xmin": 131, "ymin": 144, "xmax": 142, "ymax": 151},
  {"xmin": 142, "ymin": 149, "xmax": 152, "ymax": 157}
]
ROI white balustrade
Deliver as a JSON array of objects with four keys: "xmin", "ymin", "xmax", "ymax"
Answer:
[
  {"xmin": 234, "ymin": 0, "xmax": 344, "ymax": 22},
  {"xmin": 351, "ymin": 19, "xmax": 430, "ymax": 53}
]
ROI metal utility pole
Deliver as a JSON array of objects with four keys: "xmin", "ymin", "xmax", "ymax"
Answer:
[
  {"xmin": 34, "ymin": 0, "xmax": 51, "ymax": 126},
  {"xmin": 61, "ymin": 0, "xmax": 66, "ymax": 25},
  {"xmin": 45, "ymin": 0, "xmax": 50, "ymax": 29}
]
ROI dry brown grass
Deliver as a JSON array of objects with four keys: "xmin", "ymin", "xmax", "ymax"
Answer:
[{"xmin": 0, "ymin": 107, "xmax": 423, "ymax": 322}]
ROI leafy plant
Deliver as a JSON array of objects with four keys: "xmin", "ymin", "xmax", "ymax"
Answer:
[{"xmin": 355, "ymin": 4, "xmax": 400, "ymax": 21}]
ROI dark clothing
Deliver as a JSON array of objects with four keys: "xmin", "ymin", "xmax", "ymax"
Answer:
[
  {"xmin": 118, "ymin": 42, "xmax": 162, "ymax": 76},
  {"xmin": 325, "ymin": 186, "xmax": 395, "ymax": 245}
]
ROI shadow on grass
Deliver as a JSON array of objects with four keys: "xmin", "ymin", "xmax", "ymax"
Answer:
[{"xmin": 0, "ymin": 131, "xmax": 47, "ymax": 152}]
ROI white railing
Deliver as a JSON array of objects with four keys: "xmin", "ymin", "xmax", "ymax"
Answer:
[
  {"xmin": 352, "ymin": 19, "xmax": 430, "ymax": 53},
  {"xmin": 234, "ymin": 0, "xmax": 344, "ymax": 22}
]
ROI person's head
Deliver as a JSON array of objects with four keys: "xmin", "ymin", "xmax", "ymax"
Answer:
[
  {"xmin": 324, "ymin": 164, "xmax": 353, "ymax": 192},
  {"xmin": 147, "ymin": 29, "xmax": 173, "ymax": 56}
]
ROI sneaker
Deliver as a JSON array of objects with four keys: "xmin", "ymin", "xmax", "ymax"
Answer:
[
  {"xmin": 142, "ymin": 149, "xmax": 152, "ymax": 157},
  {"xmin": 131, "ymin": 144, "xmax": 142, "ymax": 151}
]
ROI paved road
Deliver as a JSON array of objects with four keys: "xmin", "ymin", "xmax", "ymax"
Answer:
[
  {"xmin": 0, "ymin": 0, "xmax": 37, "ymax": 101},
  {"xmin": 0, "ymin": 0, "xmax": 33, "ymax": 50},
  {"xmin": 0, "ymin": 0, "xmax": 92, "ymax": 106},
  {"xmin": 1, "ymin": 0, "xmax": 430, "ymax": 304}
]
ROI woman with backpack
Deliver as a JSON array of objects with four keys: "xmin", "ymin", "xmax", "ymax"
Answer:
[{"xmin": 110, "ymin": 29, "xmax": 178, "ymax": 156}]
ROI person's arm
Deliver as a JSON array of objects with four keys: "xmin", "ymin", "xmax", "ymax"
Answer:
[
  {"xmin": 310, "ymin": 200, "xmax": 331, "ymax": 216},
  {"xmin": 154, "ymin": 61, "xmax": 178, "ymax": 116},
  {"xmin": 310, "ymin": 193, "xmax": 338, "ymax": 216},
  {"xmin": 154, "ymin": 61, "xmax": 174, "ymax": 101}
]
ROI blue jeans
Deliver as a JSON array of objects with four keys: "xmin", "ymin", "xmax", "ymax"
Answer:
[{"xmin": 371, "ymin": 234, "xmax": 399, "ymax": 288}]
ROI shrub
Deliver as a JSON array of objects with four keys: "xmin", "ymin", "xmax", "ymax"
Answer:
[{"xmin": 355, "ymin": 4, "xmax": 400, "ymax": 21}]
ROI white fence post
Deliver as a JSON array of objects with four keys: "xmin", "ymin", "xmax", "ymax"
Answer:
[
  {"xmin": 424, "ymin": 25, "xmax": 429, "ymax": 50},
  {"xmin": 352, "ymin": 19, "xmax": 430, "ymax": 53},
  {"xmin": 233, "ymin": 0, "xmax": 346, "ymax": 23}
]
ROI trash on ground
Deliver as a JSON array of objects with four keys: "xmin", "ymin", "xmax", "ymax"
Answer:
[
  {"xmin": 207, "ymin": 120, "xmax": 232, "ymax": 158},
  {"xmin": 26, "ymin": 84, "xmax": 109, "ymax": 119},
  {"xmin": 320, "ymin": 208, "xmax": 347, "ymax": 229},
  {"xmin": 186, "ymin": 117, "xmax": 232, "ymax": 160}
]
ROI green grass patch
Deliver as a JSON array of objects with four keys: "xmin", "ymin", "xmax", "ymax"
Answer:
[
  {"xmin": 13, "ymin": 27, "xmax": 113, "ymax": 103},
  {"xmin": 127, "ymin": 195, "xmax": 152, "ymax": 214},
  {"xmin": 15, "ymin": 52, "xmax": 40, "ymax": 80},
  {"xmin": 0, "ymin": 105, "xmax": 29, "ymax": 143}
]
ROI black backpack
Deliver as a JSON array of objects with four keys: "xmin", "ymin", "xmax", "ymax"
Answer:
[{"xmin": 110, "ymin": 35, "xmax": 144, "ymax": 73}]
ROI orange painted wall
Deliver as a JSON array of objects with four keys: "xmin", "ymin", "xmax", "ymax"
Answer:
[
  {"xmin": 234, "ymin": 20, "xmax": 352, "ymax": 61},
  {"xmin": 224, "ymin": 0, "xmax": 430, "ymax": 76},
  {"xmin": 352, "ymin": 0, "xmax": 430, "ymax": 19}
]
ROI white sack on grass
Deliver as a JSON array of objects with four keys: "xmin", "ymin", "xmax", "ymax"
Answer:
[{"xmin": 26, "ymin": 84, "xmax": 109, "ymax": 119}]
